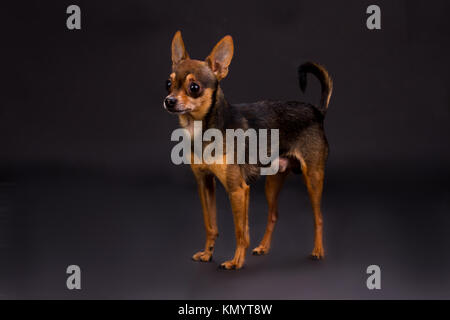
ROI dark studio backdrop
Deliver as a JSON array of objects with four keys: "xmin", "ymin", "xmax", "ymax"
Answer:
[{"xmin": 0, "ymin": 0, "xmax": 449, "ymax": 299}]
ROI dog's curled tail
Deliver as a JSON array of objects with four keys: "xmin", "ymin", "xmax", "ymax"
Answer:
[{"xmin": 298, "ymin": 62, "xmax": 333, "ymax": 114}]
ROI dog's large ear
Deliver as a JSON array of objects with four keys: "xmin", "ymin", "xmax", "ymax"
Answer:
[
  {"xmin": 205, "ymin": 35, "xmax": 234, "ymax": 80},
  {"xmin": 171, "ymin": 31, "xmax": 189, "ymax": 67}
]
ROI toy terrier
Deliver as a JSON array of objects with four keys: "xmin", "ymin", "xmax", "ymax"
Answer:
[{"xmin": 164, "ymin": 31, "xmax": 333, "ymax": 270}]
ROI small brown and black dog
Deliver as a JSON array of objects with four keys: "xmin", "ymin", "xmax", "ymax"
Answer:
[{"xmin": 164, "ymin": 31, "xmax": 332, "ymax": 270}]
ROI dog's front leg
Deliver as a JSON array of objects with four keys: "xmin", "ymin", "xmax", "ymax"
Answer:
[
  {"xmin": 220, "ymin": 183, "xmax": 250, "ymax": 270},
  {"xmin": 192, "ymin": 172, "xmax": 218, "ymax": 262}
]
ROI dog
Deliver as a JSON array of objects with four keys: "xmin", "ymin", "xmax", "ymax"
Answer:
[{"xmin": 163, "ymin": 31, "xmax": 332, "ymax": 270}]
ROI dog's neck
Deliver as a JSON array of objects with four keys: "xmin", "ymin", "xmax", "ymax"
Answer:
[{"xmin": 178, "ymin": 86, "xmax": 228, "ymax": 136}]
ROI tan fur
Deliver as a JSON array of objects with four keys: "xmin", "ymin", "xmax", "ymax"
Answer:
[
  {"xmin": 171, "ymin": 31, "xmax": 189, "ymax": 67},
  {"xmin": 252, "ymin": 170, "xmax": 289, "ymax": 255},
  {"xmin": 191, "ymin": 161, "xmax": 249, "ymax": 269},
  {"xmin": 317, "ymin": 63, "xmax": 333, "ymax": 109},
  {"xmin": 188, "ymin": 88, "xmax": 213, "ymax": 120},
  {"xmin": 206, "ymin": 35, "xmax": 234, "ymax": 80},
  {"xmin": 176, "ymin": 86, "xmax": 213, "ymax": 137}
]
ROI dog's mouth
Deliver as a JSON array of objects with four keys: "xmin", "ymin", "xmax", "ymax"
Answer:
[
  {"xmin": 163, "ymin": 102, "xmax": 192, "ymax": 115},
  {"xmin": 166, "ymin": 108, "xmax": 191, "ymax": 115}
]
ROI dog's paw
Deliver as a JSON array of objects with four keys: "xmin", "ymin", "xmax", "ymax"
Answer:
[
  {"xmin": 252, "ymin": 245, "xmax": 269, "ymax": 256},
  {"xmin": 192, "ymin": 251, "xmax": 213, "ymax": 262},
  {"xmin": 310, "ymin": 246, "xmax": 325, "ymax": 260},
  {"xmin": 219, "ymin": 260, "xmax": 243, "ymax": 270}
]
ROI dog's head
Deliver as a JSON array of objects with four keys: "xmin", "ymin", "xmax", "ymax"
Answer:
[{"xmin": 163, "ymin": 31, "xmax": 234, "ymax": 120}]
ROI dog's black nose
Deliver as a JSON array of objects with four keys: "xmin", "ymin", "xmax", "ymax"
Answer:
[{"xmin": 164, "ymin": 97, "xmax": 177, "ymax": 109}]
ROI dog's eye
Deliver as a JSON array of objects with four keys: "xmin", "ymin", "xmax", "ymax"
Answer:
[
  {"xmin": 189, "ymin": 82, "xmax": 200, "ymax": 93},
  {"xmin": 166, "ymin": 80, "xmax": 172, "ymax": 91}
]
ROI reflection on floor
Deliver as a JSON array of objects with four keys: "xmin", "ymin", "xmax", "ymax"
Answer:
[{"xmin": 1, "ymin": 167, "xmax": 449, "ymax": 299}]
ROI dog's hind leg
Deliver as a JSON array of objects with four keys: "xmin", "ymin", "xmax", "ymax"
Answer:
[
  {"xmin": 298, "ymin": 153, "xmax": 326, "ymax": 260},
  {"xmin": 252, "ymin": 170, "xmax": 289, "ymax": 255}
]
